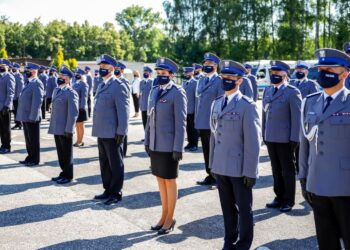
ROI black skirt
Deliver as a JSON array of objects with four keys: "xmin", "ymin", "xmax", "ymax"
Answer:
[
  {"xmin": 76, "ymin": 109, "xmax": 88, "ymax": 122},
  {"xmin": 150, "ymin": 151, "xmax": 179, "ymax": 179}
]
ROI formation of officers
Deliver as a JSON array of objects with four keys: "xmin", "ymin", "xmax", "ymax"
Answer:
[{"xmin": 0, "ymin": 44, "xmax": 349, "ymax": 250}]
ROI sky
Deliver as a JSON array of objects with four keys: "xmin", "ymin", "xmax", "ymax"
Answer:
[{"xmin": 0, "ymin": 0, "xmax": 166, "ymax": 26}]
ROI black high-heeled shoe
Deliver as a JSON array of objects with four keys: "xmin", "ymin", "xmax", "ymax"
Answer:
[
  {"xmin": 150, "ymin": 224, "xmax": 163, "ymax": 231},
  {"xmin": 157, "ymin": 219, "xmax": 176, "ymax": 235}
]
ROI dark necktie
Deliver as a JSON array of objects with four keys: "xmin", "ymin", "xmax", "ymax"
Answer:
[
  {"xmin": 204, "ymin": 77, "xmax": 209, "ymax": 85},
  {"xmin": 221, "ymin": 96, "xmax": 228, "ymax": 111},
  {"xmin": 323, "ymin": 96, "xmax": 333, "ymax": 113},
  {"xmin": 156, "ymin": 89, "xmax": 163, "ymax": 102},
  {"xmin": 273, "ymin": 87, "xmax": 278, "ymax": 95}
]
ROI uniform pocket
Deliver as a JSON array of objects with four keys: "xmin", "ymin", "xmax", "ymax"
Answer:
[{"xmin": 340, "ymin": 158, "xmax": 350, "ymax": 170}]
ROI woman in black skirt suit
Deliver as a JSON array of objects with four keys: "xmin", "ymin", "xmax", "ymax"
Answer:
[
  {"xmin": 73, "ymin": 68, "xmax": 88, "ymax": 147},
  {"xmin": 145, "ymin": 57, "xmax": 187, "ymax": 235}
]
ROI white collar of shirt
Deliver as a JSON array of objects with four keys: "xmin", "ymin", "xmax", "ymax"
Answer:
[
  {"xmin": 207, "ymin": 72, "xmax": 218, "ymax": 81},
  {"xmin": 103, "ymin": 75, "xmax": 114, "ymax": 85},
  {"xmin": 323, "ymin": 87, "xmax": 345, "ymax": 101},
  {"xmin": 275, "ymin": 82, "xmax": 286, "ymax": 89},
  {"xmin": 225, "ymin": 90, "xmax": 240, "ymax": 105},
  {"xmin": 29, "ymin": 77, "xmax": 38, "ymax": 83},
  {"xmin": 160, "ymin": 81, "xmax": 173, "ymax": 90},
  {"xmin": 59, "ymin": 84, "xmax": 68, "ymax": 89}
]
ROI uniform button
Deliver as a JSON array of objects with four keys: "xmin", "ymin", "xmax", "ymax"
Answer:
[
  {"xmin": 320, "ymin": 121, "xmax": 323, "ymax": 125},
  {"xmin": 319, "ymin": 141, "xmax": 324, "ymax": 145},
  {"xmin": 319, "ymin": 151, "xmax": 324, "ymax": 155},
  {"xmin": 219, "ymin": 125, "xmax": 222, "ymax": 128},
  {"xmin": 218, "ymin": 141, "xmax": 221, "ymax": 144},
  {"xmin": 218, "ymin": 133, "xmax": 222, "ymax": 136},
  {"xmin": 319, "ymin": 131, "xmax": 324, "ymax": 135}
]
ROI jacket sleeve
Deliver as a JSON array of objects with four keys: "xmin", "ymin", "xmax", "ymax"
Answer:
[
  {"xmin": 261, "ymin": 89, "xmax": 267, "ymax": 141},
  {"xmin": 115, "ymin": 84, "xmax": 130, "ymax": 136},
  {"xmin": 289, "ymin": 89, "xmax": 302, "ymax": 142},
  {"xmin": 5, "ymin": 74, "xmax": 15, "ymax": 108},
  {"xmin": 29, "ymin": 82, "xmax": 44, "ymax": 121},
  {"xmin": 16, "ymin": 74, "xmax": 24, "ymax": 99},
  {"xmin": 298, "ymin": 98, "xmax": 310, "ymax": 179},
  {"xmin": 242, "ymin": 102, "xmax": 261, "ymax": 178},
  {"xmin": 65, "ymin": 91, "xmax": 79, "ymax": 133},
  {"xmin": 173, "ymin": 88, "xmax": 187, "ymax": 152},
  {"xmin": 242, "ymin": 78, "xmax": 254, "ymax": 99},
  {"xmin": 80, "ymin": 83, "xmax": 88, "ymax": 109}
]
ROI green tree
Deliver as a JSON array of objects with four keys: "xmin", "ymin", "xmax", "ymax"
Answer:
[
  {"xmin": 116, "ymin": 5, "xmax": 165, "ymax": 62},
  {"xmin": 52, "ymin": 47, "xmax": 64, "ymax": 69},
  {"xmin": 0, "ymin": 48, "xmax": 8, "ymax": 58}
]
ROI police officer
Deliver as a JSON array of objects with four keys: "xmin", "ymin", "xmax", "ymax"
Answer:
[
  {"xmin": 263, "ymin": 60, "xmax": 302, "ymax": 212},
  {"xmin": 16, "ymin": 63, "xmax": 44, "ymax": 166},
  {"xmin": 49, "ymin": 66, "xmax": 79, "ymax": 184},
  {"xmin": 92, "ymin": 54, "xmax": 129, "ymax": 205},
  {"xmin": 139, "ymin": 66, "xmax": 153, "ymax": 130},
  {"xmin": 240, "ymin": 76, "xmax": 254, "ymax": 99},
  {"xmin": 193, "ymin": 63, "xmax": 204, "ymax": 80},
  {"xmin": 145, "ymin": 57, "xmax": 187, "ymax": 235},
  {"xmin": 115, "ymin": 61, "xmax": 130, "ymax": 157},
  {"xmin": 182, "ymin": 66, "xmax": 198, "ymax": 151},
  {"xmin": 343, "ymin": 42, "xmax": 350, "ymax": 90},
  {"xmin": 73, "ymin": 68, "xmax": 88, "ymax": 147},
  {"xmin": 244, "ymin": 64, "xmax": 258, "ymax": 101},
  {"xmin": 209, "ymin": 60, "xmax": 261, "ymax": 250},
  {"xmin": 10, "ymin": 63, "xmax": 24, "ymax": 130},
  {"xmin": 84, "ymin": 66, "xmax": 93, "ymax": 118},
  {"xmin": 0, "ymin": 59, "xmax": 15, "ymax": 154},
  {"xmin": 46, "ymin": 66, "xmax": 58, "ymax": 115},
  {"xmin": 93, "ymin": 69, "xmax": 103, "ymax": 96},
  {"xmin": 299, "ymin": 48, "xmax": 350, "ymax": 250},
  {"xmin": 290, "ymin": 60, "xmax": 319, "ymax": 98},
  {"xmin": 195, "ymin": 52, "xmax": 224, "ymax": 186},
  {"xmin": 38, "ymin": 66, "xmax": 48, "ymax": 119}
]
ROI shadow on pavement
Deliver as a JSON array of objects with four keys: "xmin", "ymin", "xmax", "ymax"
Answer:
[
  {"xmin": 256, "ymin": 235, "xmax": 318, "ymax": 250},
  {"xmin": 38, "ymin": 231, "xmax": 158, "ymax": 250},
  {"xmin": 156, "ymin": 215, "xmax": 224, "ymax": 244}
]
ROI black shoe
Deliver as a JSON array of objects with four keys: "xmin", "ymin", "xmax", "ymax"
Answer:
[
  {"xmin": 56, "ymin": 177, "xmax": 71, "ymax": 184},
  {"xmin": 196, "ymin": 176, "xmax": 215, "ymax": 186},
  {"xmin": 188, "ymin": 146, "xmax": 198, "ymax": 152},
  {"xmin": 11, "ymin": 125, "xmax": 21, "ymax": 130},
  {"xmin": 19, "ymin": 160, "xmax": 28, "ymax": 165},
  {"xmin": 94, "ymin": 192, "xmax": 110, "ymax": 200},
  {"xmin": 51, "ymin": 176, "xmax": 63, "ymax": 181},
  {"xmin": 104, "ymin": 195, "xmax": 122, "ymax": 205},
  {"xmin": 0, "ymin": 148, "xmax": 10, "ymax": 154},
  {"xmin": 25, "ymin": 162, "xmax": 39, "ymax": 167},
  {"xmin": 184, "ymin": 144, "xmax": 191, "ymax": 150},
  {"xmin": 158, "ymin": 220, "xmax": 176, "ymax": 235},
  {"xmin": 150, "ymin": 224, "xmax": 163, "ymax": 231},
  {"xmin": 266, "ymin": 198, "xmax": 282, "ymax": 208},
  {"xmin": 280, "ymin": 204, "xmax": 293, "ymax": 213}
]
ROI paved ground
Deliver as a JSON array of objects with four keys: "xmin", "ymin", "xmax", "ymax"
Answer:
[{"xmin": 0, "ymin": 100, "xmax": 318, "ymax": 250}]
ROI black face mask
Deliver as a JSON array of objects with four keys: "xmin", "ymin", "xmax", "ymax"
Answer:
[
  {"xmin": 57, "ymin": 77, "xmax": 66, "ymax": 85},
  {"xmin": 317, "ymin": 70, "xmax": 341, "ymax": 89},
  {"xmin": 0, "ymin": 67, "xmax": 6, "ymax": 73},
  {"xmin": 194, "ymin": 71, "xmax": 200, "ymax": 76}
]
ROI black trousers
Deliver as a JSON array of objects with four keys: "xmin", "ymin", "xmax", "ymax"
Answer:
[
  {"xmin": 266, "ymin": 142, "xmax": 296, "ymax": 206},
  {"xmin": 23, "ymin": 122, "xmax": 40, "ymax": 164},
  {"xmin": 0, "ymin": 111, "xmax": 11, "ymax": 149},
  {"xmin": 216, "ymin": 175, "xmax": 254, "ymax": 250},
  {"xmin": 41, "ymin": 98, "xmax": 46, "ymax": 119},
  {"xmin": 46, "ymin": 97, "xmax": 52, "ymax": 112},
  {"xmin": 186, "ymin": 114, "xmax": 198, "ymax": 147},
  {"xmin": 123, "ymin": 136, "xmax": 127, "ymax": 157},
  {"xmin": 313, "ymin": 195, "xmax": 350, "ymax": 250},
  {"xmin": 141, "ymin": 111, "xmax": 148, "ymax": 129},
  {"xmin": 97, "ymin": 138, "xmax": 124, "ymax": 195},
  {"xmin": 87, "ymin": 94, "xmax": 91, "ymax": 118},
  {"xmin": 199, "ymin": 129, "xmax": 214, "ymax": 179},
  {"xmin": 54, "ymin": 135, "xmax": 73, "ymax": 179},
  {"xmin": 13, "ymin": 100, "xmax": 21, "ymax": 127},
  {"xmin": 132, "ymin": 93, "xmax": 139, "ymax": 113}
]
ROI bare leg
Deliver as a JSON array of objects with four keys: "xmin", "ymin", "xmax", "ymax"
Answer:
[
  {"xmin": 76, "ymin": 122, "xmax": 83, "ymax": 144},
  {"xmin": 163, "ymin": 178, "xmax": 177, "ymax": 228},
  {"xmin": 153, "ymin": 176, "xmax": 168, "ymax": 227}
]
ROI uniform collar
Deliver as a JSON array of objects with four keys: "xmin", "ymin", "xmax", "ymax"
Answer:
[
  {"xmin": 103, "ymin": 75, "xmax": 114, "ymax": 85},
  {"xmin": 323, "ymin": 86, "xmax": 345, "ymax": 101},
  {"xmin": 159, "ymin": 81, "xmax": 173, "ymax": 90},
  {"xmin": 225, "ymin": 90, "xmax": 240, "ymax": 105},
  {"xmin": 207, "ymin": 72, "xmax": 218, "ymax": 81}
]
